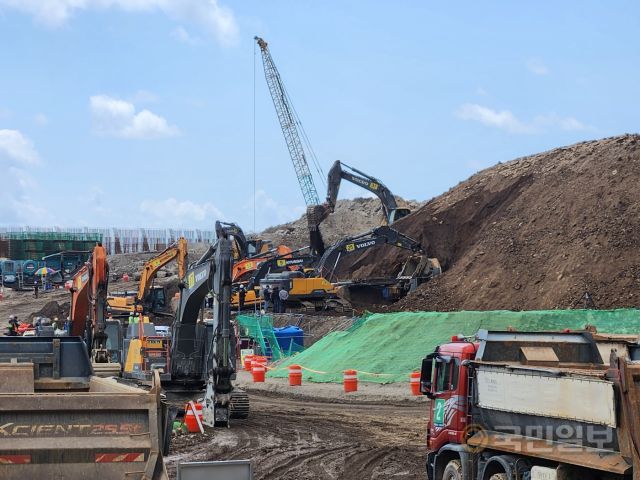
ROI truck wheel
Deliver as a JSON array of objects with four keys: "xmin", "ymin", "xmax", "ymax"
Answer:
[
  {"xmin": 442, "ymin": 459, "xmax": 462, "ymax": 480},
  {"xmin": 489, "ymin": 475, "xmax": 507, "ymax": 480}
]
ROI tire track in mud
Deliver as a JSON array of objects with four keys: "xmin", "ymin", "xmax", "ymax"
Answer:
[{"xmin": 167, "ymin": 391, "xmax": 427, "ymax": 479}]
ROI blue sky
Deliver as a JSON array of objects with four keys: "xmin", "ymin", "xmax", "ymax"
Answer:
[{"xmin": 0, "ymin": 1, "xmax": 638, "ymax": 231}]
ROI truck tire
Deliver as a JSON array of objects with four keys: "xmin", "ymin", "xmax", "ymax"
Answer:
[
  {"xmin": 489, "ymin": 475, "xmax": 507, "ymax": 480},
  {"xmin": 442, "ymin": 459, "xmax": 462, "ymax": 480}
]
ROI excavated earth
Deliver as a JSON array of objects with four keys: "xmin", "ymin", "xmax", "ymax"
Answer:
[{"xmin": 336, "ymin": 134, "xmax": 640, "ymax": 311}]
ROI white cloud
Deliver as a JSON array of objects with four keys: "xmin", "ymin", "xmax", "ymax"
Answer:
[
  {"xmin": 456, "ymin": 104, "xmax": 532, "ymax": 134},
  {"xmin": 0, "ymin": 0, "xmax": 239, "ymax": 46},
  {"xmin": 90, "ymin": 94, "xmax": 180, "ymax": 139},
  {"xmin": 140, "ymin": 198, "xmax": 224, "ymax": 225},
  {"xmin": 526, "ymin": 58, "xmax": 550, "ymax": 76},
  {"xmin": 455, "ymin": 104, "xmax": 593, "ymax": 135},
  {"xmin": 34, "ymin": 112, "xmax": 49, "ymax": 126},
  {"xmin": 0, "ymin": 130, "xmax": 53, "ymax": 225},
  {"xmin": 171, "ymin": 26, "xmax": 200, "ymax": 45},
  {"xmin": 0, "ymin": 129, "xmax": 41, "ymax": 165}
]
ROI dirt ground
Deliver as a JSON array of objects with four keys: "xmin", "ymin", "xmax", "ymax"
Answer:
[{"xmin": 166, "ymin": 372, "xmax": 429, "ymax": 480}]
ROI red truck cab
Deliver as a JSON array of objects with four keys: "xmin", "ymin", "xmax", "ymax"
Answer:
[{"xmin": 420, "ymin": 337, "xmax": 477, "ymax": 479}]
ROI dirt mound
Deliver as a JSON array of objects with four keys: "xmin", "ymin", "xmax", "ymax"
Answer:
[
  {"xmin": 29, "ymin": 300, "xmax": 69, "ymax": 321},
  {"xmin": 260, "ymin": 197, "xmax": 422, "ymax": 251},
  {"xmin": 345, "ymin": 134, "xmax": 640, "ymax": 311}
]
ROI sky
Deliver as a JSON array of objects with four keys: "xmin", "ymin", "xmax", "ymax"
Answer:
[{"xmin": 0, "ymin": 1, "xmax": 638, "ymax": 232}]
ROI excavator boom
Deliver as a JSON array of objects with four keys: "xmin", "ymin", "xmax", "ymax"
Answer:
[
  {"xmin": 316, "ymin": 226, "xmax": 422, "ymax": 281},
  {"xmin": 69, "ymin": 244, "xmax": 119, "ymax": 371},
  {"xmin": 308, "ymin": 161, "xmax": 411, "ymax": 256},
  {"xmin": 107, "ymin": 237, "xmax": 187, "ymax": 316},
  {"xmin": 136, "ymin": 237, "xmax": 188, "ymax": 302}
]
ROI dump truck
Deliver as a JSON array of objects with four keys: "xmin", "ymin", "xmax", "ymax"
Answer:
[
  {"xmin": 0, "ymin": 336, "xmax": 170, "ymax": 479},
  {"xmin": 420, "ymin": 329, "xmax": 640, "ymax": 480}
]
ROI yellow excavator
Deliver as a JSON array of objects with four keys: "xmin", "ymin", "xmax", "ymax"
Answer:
[{"xmin": 107, "ymin": 237, "xmax": 188, "ymax": 318}]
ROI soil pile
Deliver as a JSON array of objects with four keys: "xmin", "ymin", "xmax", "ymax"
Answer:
[
  {"xmin": 29, "ymin": 300, "xmax": 69, "ymax": 321},
  {"xmin": 345, "ymin": 134, "xmax": 640, "ymax": 311},
  {"xmin": 260, "ymin": 197, "xmax": 422, "ymax": 251}
]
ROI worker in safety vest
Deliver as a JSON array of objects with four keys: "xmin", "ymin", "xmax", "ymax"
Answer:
[{"xmin": 7, "ymin": 315, "xmax": 19, "ymax": 336}]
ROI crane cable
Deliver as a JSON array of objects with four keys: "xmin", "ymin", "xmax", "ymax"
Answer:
[{"xmin": 252, "ymin": 40, "xmax": 257, "ymax": 233}]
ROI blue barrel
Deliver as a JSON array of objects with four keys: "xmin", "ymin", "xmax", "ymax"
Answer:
[{"xmin": 273, "ymin": 326, "xmax": 304, "ymax": 353}]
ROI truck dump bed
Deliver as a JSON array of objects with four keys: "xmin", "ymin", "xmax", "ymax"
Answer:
[
  {"xmin": 0, "ymin": 336, "xmax": 168, "ymax": 480},
  {"xmin": 467, "ymin": 330, "xmax": 637, "ymax": 475}
]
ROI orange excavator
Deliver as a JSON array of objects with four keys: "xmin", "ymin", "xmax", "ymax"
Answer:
[
  {"xmin": 107, "ymin": 237, "xmax": 188, "ymax": 317},
  {"xmin": 69, "ymin": 243, "xmax": 121, "ymax": 375}
]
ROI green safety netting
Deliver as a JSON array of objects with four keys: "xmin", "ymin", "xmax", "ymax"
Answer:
[
  {"xmin": 237, "ymin": 314, "xmax": 284, "ymax": 361},
  {"xmin": 267, "ymin": 309, "xmax": 640, "ymax": 384}
]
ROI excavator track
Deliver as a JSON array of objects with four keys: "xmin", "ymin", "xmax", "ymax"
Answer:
[{"xmin": 230, "ymin": 390, "xmax": 250, "ymax": 419}]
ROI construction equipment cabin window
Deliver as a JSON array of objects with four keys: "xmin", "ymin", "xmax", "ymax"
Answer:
[{"xmin": 435, "ymin": 358, "xmax": 459, "ymax": 392}]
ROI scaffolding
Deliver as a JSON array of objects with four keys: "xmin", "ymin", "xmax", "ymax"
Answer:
[{"xmin": 0, "ymin": 227, "xmax": 216, "ymax": 257}]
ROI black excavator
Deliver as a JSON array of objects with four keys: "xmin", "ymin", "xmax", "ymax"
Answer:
[
  {"xmin": 307, "ymin": 161, "xmax": 412, "ymax": 256},
  {"xmin": 215, "ymin": 220, "xmax": 273, "ymax": 260},
  {"xmin": 315, "ymin": 226, "xmax": 441, "ymax": 305},
  {"xmin": 244, "ymin": 227, "xmax": 441, "ymax": 307},
  {"xmin": 167, "ymin": 236, "xmax": 249, "ymax": 425}
]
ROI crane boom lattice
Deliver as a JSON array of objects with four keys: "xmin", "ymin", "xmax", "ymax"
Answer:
[{"xmin": 255, "ymin": 36, "xmax": 321, "ymax": 206}]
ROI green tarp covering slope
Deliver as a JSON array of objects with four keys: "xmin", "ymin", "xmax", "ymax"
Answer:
[{"xmin": 268, "ymin": 309, "xmax": 640, "ymax": 384}]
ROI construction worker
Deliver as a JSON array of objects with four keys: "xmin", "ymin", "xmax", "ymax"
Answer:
[
  {"xmin": 239, "ymin": 285, "xmax": 246, "ymax": 311},
  {"xmin": 262, "ymin": 285, "xmax": 271, "ymax": 311},
  {"xmin": 271, "ymin": 286, "xmax": 280, "ymax": 314},
  {"xmin": 34, "ymin": 280, "xmax": 39, "ymax": 298},
  {"xmin": 7, "ymin": 315, "xmax": 19, "ymax": 336},
  {"xmin": 278, "ymin": 288, "xmax": 289, "ymax": 313}
]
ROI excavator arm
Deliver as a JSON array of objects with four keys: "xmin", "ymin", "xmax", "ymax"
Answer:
[
  {"xmin": 136, "ymin": 237, "xmax": 188, "ymax": 304},
  {"xmin": 90, "ymin": 244, "xmax": 109, "ymax": 359},
  {"xmin": 203, "ymin": 236, "xmax": 235, "ymax": 426},
  {"xmin": 70, "ymin": 264, "xmax": 90, "ymax": 337},
  {"xmin": 69, "ymin": 244, "xmax": 115, "ymax": 367},
  {"xmin": 315, "ymin": 226, "xmax": 422, "ymax": 281},
  {"xmin": 307, "ymin": 161, "xmax": 411, "ymax": 256},
  {"xmin": 216, "ymin": 221, "xmax": 249, "ymax": 260},
  {"xmin": 327, "ymin": 161, "xmax": 408, "ymax": 222}
]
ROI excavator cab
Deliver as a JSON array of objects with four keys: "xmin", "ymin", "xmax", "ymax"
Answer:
[{"xmin": 388, "ymin": 207, "xmax": 411, "ymax": 224}]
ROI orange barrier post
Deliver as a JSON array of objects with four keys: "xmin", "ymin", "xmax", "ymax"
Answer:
[
  {"xmin": 288, "ymin": 364, "xmax": 302, "ymax": 386},
  {"xmin": 244, "ymin": 354, "xmax": 254, "ymax": 372},
  {"xmin": 252, "ymin": 363, "xmax": 266, "ymax": 383},
  {"xmin": 253, "ymin": 355, "xmax": 267, "ymax": 366},
  {"xmin": 184, "ymin": 401, "xmax": 204, "ymax": 433},
  {"xmin": 410, "ymin": 372, "xmax": 421, "ymax": 396},
  {"xmin": 343, "ymin": 369, "xmax": 358, "ymax": 393}
]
